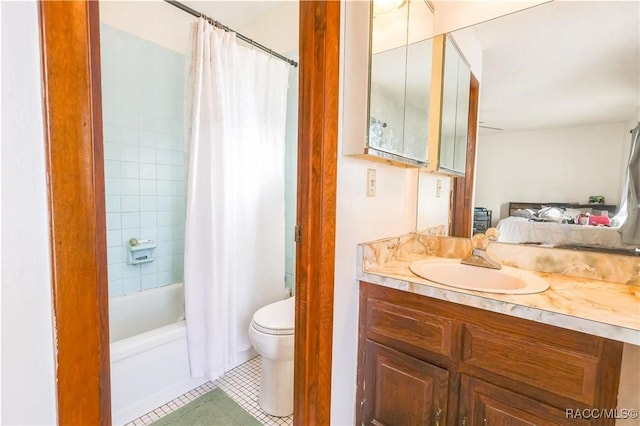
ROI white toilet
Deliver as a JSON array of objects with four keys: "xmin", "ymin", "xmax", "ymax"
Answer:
[{"xmin": 248, "ymin": 296, "xmax": 295, "ymax": 417}]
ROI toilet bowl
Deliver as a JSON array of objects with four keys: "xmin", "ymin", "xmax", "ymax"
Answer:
[{"xmin": 248, "ymin": 296, "xmax": 295, "ymax": 417}]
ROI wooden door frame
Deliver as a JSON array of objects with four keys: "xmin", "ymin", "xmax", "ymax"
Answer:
[
  {"xmin": 451, "ymin": 74, "xmax": 480, "ymax": 238},
  {"xmin": 39, "ymin": 0, "xmax": 339, "ymax": 424}
]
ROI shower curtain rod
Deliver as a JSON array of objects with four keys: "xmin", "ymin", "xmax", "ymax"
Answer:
[{"xmin": 164, "ymin": 0, "xmax": 298, "ymax": 68}]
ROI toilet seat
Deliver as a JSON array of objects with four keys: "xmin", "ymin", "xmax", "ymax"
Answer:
[{"xmin": 251, "ymin": 297, "xmax": 294, "ymax": 336}]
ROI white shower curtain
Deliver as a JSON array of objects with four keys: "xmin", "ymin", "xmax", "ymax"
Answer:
[{"xmin": 183, "ymin": 18, "xmax": 289, "ymax": 381}]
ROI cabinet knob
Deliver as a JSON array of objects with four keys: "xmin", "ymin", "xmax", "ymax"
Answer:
[
  {"xmin": 461, "ymin": 416, "xmax": 467, "ymax": 426},
  {"xmin": 435, "ymin": 407, "xmax": 441, "ymax": 426}
]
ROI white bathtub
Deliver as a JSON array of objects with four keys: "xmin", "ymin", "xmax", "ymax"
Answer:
[{"xmin": 109, "ymin": 283, "xmax": 206, "ymax": 425}]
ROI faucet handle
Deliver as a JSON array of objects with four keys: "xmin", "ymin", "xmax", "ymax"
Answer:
[
  {"xmin": 471, "ymin": 233, "xmax": 489, "ymax": 250},
  {"xmin": 471, "ymin": 228, "xmax": 499, "ymax": 251},
  {"xmin": 486, "ymin": 227, "xmax": 499, "ymax": 241}
]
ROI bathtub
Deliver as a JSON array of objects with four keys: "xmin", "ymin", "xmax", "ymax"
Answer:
[{"xmin": 109, "ymin": 283, "xmax": 206, "ymax": 425}]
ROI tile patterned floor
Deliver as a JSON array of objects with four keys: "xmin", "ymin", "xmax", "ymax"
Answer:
[{"xmin": 124, "ymin": 356, "xmax": 293, "ymax": 426}]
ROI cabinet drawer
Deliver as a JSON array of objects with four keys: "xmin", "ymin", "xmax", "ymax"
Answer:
[
  {"xmin": 365, "ymin": 298, "xmax": 456, "ymax": 359},
  {"xmin": 462, "ymin": 324, "xmax": 599, "ymax": 405}
]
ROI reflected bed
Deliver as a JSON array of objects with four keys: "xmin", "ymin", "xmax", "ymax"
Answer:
[{"xmin": 496, "ymin": 202, "xmax": 639, "ymax": 255}]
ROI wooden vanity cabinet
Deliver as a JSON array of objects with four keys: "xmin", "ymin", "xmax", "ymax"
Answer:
[{"xmin": 355, "ymin": 282, "xmax": 623, "ymax": 426}]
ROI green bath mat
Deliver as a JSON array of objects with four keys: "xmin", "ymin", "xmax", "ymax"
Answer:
[{"xmin": 151, "ymin": 388, "xmax": 261, "ymax": 426}]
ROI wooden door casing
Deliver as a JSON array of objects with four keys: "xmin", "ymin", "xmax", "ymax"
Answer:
[{"xmin": 41, "ymin": 1, "xmax": 341, "ymax": 424}]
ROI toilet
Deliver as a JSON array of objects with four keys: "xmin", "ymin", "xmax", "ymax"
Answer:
[{"xmin": 248, "ymin": 296, "xmax": 295, "ymax": 417}]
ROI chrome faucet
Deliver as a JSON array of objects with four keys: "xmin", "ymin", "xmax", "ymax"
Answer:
[{"xmin": 461, "ymin": 228, "xmax": 502, "ymax": 270}]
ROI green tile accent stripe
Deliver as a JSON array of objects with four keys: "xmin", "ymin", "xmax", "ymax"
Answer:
[{"xmin": 151, "ymin": 388, "xmax": 261, "ymax": 426}]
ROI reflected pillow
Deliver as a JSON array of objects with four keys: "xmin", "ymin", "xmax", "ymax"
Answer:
[
  {"xmin": 538, "ymin": 207, "xmax": 564, "ymax": 222},
  {"xmin": 512, "ymin": 208, "xmax": 537, "ymax": 219}
]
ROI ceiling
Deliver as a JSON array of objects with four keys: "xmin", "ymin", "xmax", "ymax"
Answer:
[
  {"xmin": 455, "ymin": 1, "xmax": 640, "ymax": 133},
  {"xmin": 181, "ymin": 0, "xmax": 283, "ymax": 30}
]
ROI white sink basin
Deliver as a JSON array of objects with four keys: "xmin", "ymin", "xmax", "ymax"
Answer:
[{"xmin": 409, "ymin": 259, "xmax": 549, "ymax": 294}]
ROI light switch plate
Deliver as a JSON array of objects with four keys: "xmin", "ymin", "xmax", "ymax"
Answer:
[{"xmin": 367, "ymin": 168, "xmax": 376, "ymax": 197}]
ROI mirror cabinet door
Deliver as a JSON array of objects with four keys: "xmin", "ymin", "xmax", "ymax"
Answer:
[
  {"xmin": 454, "ymin": 58, "xmax": 471, "ymax": 173},
  {"xmin": 403, "ymin": 39, "xmax": 433, "ymax": 162},
  {"xmin": 439, "ymin": 36, "xmax": 470, "ymax": 174},
  {"xmin": 368, "ymin": 0, "xmax": 434, "ymax": 165},
  {"xmin": 369, "ymin": 46, "xmax": 408, "ymax": 158},
  {"xmin": 368, "ymin": 2, "xmax": 409, "ymax": 159}
]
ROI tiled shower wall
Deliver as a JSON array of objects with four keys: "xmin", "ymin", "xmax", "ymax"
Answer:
[{"xmin": 100, "ymin": 23, "xmax": 186, "ymax": 297}]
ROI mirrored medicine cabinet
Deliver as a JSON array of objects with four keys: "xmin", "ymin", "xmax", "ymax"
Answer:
[{"xmin": 356, "ymin": 0, "xmax": 476, "ymax": 175}]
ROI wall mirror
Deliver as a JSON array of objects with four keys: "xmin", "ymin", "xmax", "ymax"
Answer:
[
  {"xmin": 367, "ymin": 0, "xmax": 435, "ymax": 166},
  {"xmin": 416, "ymin": 1, "xmax": 640, "ymax": 254}
]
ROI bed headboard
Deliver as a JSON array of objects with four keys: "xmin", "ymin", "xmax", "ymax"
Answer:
[{"xmin": 508, "ymin": 202, "xmax": 619, "ymax": 218}]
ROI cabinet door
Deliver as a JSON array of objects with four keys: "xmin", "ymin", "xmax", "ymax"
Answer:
[
  {"xmin": 459, "ymin": 375, "xmax": 593, "ymax": 426},
  {"xmin": 361, "ymin": 340, "xmax": 449, "ymax": 426}
]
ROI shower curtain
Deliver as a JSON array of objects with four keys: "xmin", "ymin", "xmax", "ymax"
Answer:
[{"xmin": 183, "ymin": 18, "xmax": 289, "ymax": 381}]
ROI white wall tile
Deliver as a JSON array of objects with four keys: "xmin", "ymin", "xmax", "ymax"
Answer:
[
  {"xmin": 105, "ymin": 178, "xmax": 121, "ymax": 195},
  {"xmin": 123, "ymin": 276, "xmax": 141, "ymax": 294},
  {"xmin": 141, "ymin": 274, "xmax": 159, "ymax": 290},
  {"xmin": 157, "ymin": 149, "xmax": 172, "ymax": 165},
  {"xmin": 140, "ymin": 195, "xmax": 157, "ymax": 211},
  {"xmin": 121, "ymin": 144, "xmax": 140, "ymax": 162},
  {"xmin": 140, "ymin": 211, "xmax": 158, "ymax": 227},
  {"xmin": 105, "ymin": 160, "xmax": 121, "ymax": 178},
  {"xmin": 156, "ymin": 241, "xmax": 173, "ymax": 256},
  {"xmin": 121, "ymin": 212, "xmax": 140, "ymax": 229},
  {"xmin": 106, "ymin": 195, "xmax": 121, "ymax": 213},
  {"xmin": 157, "ymin": 255, "xmax": 173, "ymax": 272},
  {"xmin": 140, "ymin": 130, "xmax": 156, "ymax": 148},
  {"xmin": 121, "ymin": 178, "xmax": 140, "ymax": 195},
  {"xmin": 140, "ymin": 163, "xmax": 156, "ymax": 179},
  {"xmin": 140, "ymin": 227, "xmax": 158, "ymax": 240},
  {"xmin": 121, "ymin": 195, "xmax": 140, "ymax": 212},
  {"xmin": 107, "ymin": 230, "xmax": 122, "ymax": 247},
  {"xmin": 107, "ymin": 212, "xmax": 122, "ymax": 229},
  {"xmin": 157, "ymin": 196, "xmax": 172, "ymax": 211},
  {"xmin": 140, "ymin": 146, "xmax": 156, "ymax": 164},
  {"xmin": 109, "ymin": 279, "xmax": 124, "ymax": 297},
  {"xmin": 140, "ymin": 179, "xmax": 156, "ymax": 195},
  {"xmin": 120, "ymin": 126, "xmax": 139, "ymax": 145},
  {"xmin": 157, "ymin": 226, "xmax": 172, "ymax": 242},
  {"xmin": 157, "ymin": 165, "xmax": 172, "ymax": 180},
  {"xmin": 120, "ymin": 161, "xmax": 139, "ymax": 179}
]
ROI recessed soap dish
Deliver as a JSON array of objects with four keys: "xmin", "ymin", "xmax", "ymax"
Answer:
[{"xmin": 127, "ymin": 238, "xmax": 156, "ymax": 265}]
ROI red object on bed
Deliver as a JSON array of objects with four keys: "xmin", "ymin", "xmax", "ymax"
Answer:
[{"xmin": 588, "ymin": 215, "xmax": 610, "ymax": 226}]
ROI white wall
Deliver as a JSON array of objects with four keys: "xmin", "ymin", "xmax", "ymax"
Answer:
[
  {"xmin": 416, "ymin": 173, "xmax": 452, "ymax": 233},
  {"xmin": 0, "ymin": 1, "xmax": 58, "ymax": 424},
  {"xmin": 475, "ymin": 123, "xmax": 627, "ymax": 224},
  {"xmin": 100, "ymin": 1, "xmax": 298, "ymax": 56}
]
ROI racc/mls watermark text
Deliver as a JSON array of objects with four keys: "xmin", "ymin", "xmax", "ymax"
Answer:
[{"xmin": 566, "ymin": 408, "xmax": 639, "ymax": 420}]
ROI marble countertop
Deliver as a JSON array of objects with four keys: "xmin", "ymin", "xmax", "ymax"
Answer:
[{"xmin": 357, "ymin": 239, "xmax": 640, "ymax": 346}]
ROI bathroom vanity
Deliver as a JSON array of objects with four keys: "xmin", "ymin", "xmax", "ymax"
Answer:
[{"xmin": 356, "ymin": 234, "xmax": 640, "ymax": 426}]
